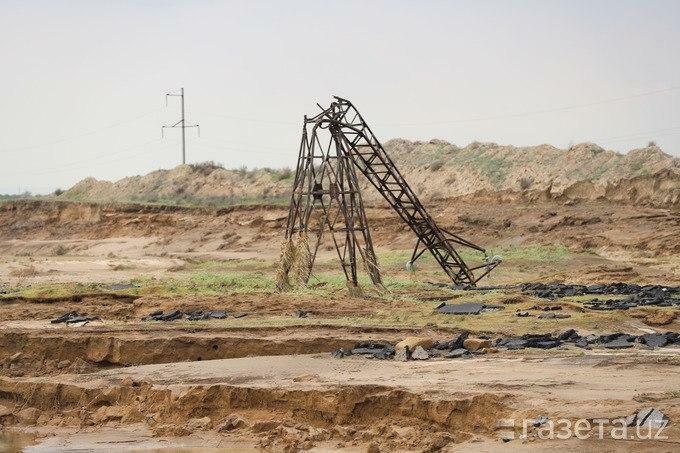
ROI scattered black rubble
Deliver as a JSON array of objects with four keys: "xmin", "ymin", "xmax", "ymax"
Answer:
[
  {"xmin": 294, "ymin": 309, "xmax": 309, "ymax": 318},
  {"xmin": 436, "ymin": 302, "xmax": 504, "ymax": 315},
  {"xmin": 446, "ymin": 348, "xmax": 470, "ymax": 358},
  {"xmin": 142, "ymin": 310, "xmax": 236, "ymax": 321},
  {"xmin": 143, "ymin": 310, "xmax": 183, "ymax": 322},
  {"xmin": 185, "ymin": 310, "xmax": 228, "ymax": 321},
  {"xmin": 51, "ymin": 311, "xmax": 100, "ymax": 324},
  {"xmin": 521, "ymin": 282, "xmax": 680, "ymax": 309},
  {"xmin": 331, "ymin": 330, "xmax": 679, "ymax": 360},
  {"xmin": 350, "ymin": 342, "xmax": 395, "ymax": 360},
  {"xmin": 442, "ymin": 283, "xmax": 517, "ymax": 291}
]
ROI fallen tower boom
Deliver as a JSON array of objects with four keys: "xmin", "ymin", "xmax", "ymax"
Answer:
[
  {"xmin": 281, "ymin": 97, "xmax": 500, "ymax": 288},
  {"xmin": 327, "ymin": 97, "xmax": 498, "ymax": 285}
]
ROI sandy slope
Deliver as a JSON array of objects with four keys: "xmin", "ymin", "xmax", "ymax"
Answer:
[{"xmin": 58, "ymin": 140, "xmax": 680, "ymax": 207}]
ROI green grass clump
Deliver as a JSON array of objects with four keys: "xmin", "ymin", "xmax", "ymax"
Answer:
[
  {"xmin": 134, "ymin": 271, "xmax": 276, "ymax": 296},
  {"xmin": 192, "ymin": 259, "xmax": 273, "ymax": 272},
  {"xmin": 1, "ymin": 282, "xmax": 104, "ymax": 300},
  {"xmin": 378, "ymin": 244, "xmax": 571, "ymax": 271},
  {"xmin": 485, "ymin": 244, "xmax": 571, "ymax": 261}
]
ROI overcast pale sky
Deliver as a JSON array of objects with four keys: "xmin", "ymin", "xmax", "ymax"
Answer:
[{"xmin": 1, "ymin": 0, "xmax": 679, "ymax": 194}]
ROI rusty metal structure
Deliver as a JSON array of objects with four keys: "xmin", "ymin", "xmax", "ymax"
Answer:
[{"xmin": 280, "ymin": 97, "xmax": 500, "ymax": 289}]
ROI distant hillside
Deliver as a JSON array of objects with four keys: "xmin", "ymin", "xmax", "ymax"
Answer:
[
  {"xmin": 62, "ymin": 162, "xmax": 293, "ymax": 206},
  {"xmin": 60, "ymin": 141, "xmax": 680, "ymax": 208},
  {"xmin": 378, "ymin": 140, "xmax": 680, "ymax": 206}
]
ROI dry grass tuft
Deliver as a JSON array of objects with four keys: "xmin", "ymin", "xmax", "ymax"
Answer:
[
  {"xmin": 275, "ymin": 238, "xmax": 295, "ymax": 291},
  {"xmin": 362, "ymin": 246, "xmax": 382, "ymax": 285},
  {"xmin": 290, "ymin": 233, "xmax": 312, "ymax": 287}
]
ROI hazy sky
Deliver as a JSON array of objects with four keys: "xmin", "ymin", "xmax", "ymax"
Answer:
[{"xmin": 1, "ymin": 0, "xmax": 679, "ymax": 194}]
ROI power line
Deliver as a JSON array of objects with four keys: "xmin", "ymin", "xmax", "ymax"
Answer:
[
  {"xmin": 197, "ymin": 138, "xmax": 291, "ymax": 152},
  {"xmin": 374, "ymin": 85, "xmax": 680, "ymax": 126},
  {"xmin": 0, "ymin": 108, "xmax": 161, "ymax": 154},
  {"xmin": 595, "ymin": 125, "xmax": 680, "ymax": 143},
  {"xmin": 199, "ymin": 84, "xmax": 680, "ymax": 129},
  {"xmin": 202, "ymin": 112, "xmax": 297, "ymax": 125},
  {"xmin": 192, "ymin": 142, "xmax": 291, "ymax": 157},
  {"xmin": 162, "ymin": 88, "xmax": 199, "ymax": 164},
  {"xmin": 11, "ymin": 139, "xmax": 176, "ymax": 177}
]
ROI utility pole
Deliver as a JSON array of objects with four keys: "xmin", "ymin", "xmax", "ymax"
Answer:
[{"xmin": 162, "ymin": 88, "xmax": 199, "ymax": 164}]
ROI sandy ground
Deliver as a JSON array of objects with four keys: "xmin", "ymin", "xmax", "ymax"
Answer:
[
  {"xmin": 0, "ymin": 198, "xmax": 678, "ymax": 451},
  {"xmin": 1, "ymin": 198, "xmax": 679, "ymax": 285},
  {"xmin": 4, "ymin": 350, "xmax": 679, "ymax": 451}
]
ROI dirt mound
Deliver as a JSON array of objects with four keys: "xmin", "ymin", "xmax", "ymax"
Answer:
[
  {"xmin": 379, "ymin": 140, "xmax": 679, "ymax": 207},
  {"xmin": 62, "ymin": 163, "xmax": 291, "ymax": 205},
  {"xmin": 57, "ymin": 141, "xmax": 680, "ymax": 208}
]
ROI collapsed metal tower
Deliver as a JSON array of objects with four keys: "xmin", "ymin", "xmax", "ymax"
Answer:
[{"xmin": 277, "ymin": 97, "xmax": 500, "ymax": 291}]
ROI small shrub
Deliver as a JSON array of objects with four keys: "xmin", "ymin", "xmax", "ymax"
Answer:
[
  {"xmin": 53, "ymin": 244, "xmax": 69, "ymax": 256},
  {"xmin": 53, "ymin": 188, "xmax": 64, "ymax": 196},
  {"xmin": 190, "ymin": 161, "xmax": 223, "ymax": 176},
  {"xmin": 277, "ymin": 167, "xmax": 293, "ymax": 181},
  {"xmin": 648, "ymin": 141, "xmax": 657, "ymax": 147},
  {"xmin": 519, "ymin": 177, "xmax": 533, "ymax": 190}
]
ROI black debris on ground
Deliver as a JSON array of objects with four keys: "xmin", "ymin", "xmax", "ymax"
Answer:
[
  {"xmin": 349, "ymin": 342, "xmax": 395, "ymax": 360},
  {"xmin": 143, "ymin": 310, "xmax": 183, "ymax": 322},
  {"xmin": 436, "ymin": 302, "xmax": 505, "ymax": 315},
  {"xmin": 521, "ymin": 282, "xmax": 680, "ymax": 309},
  {"xmin": 558, "ymin": 329, "xmax": 579, "ymax": 341},
  {"xmin": 51, "ymin": 312, "xmax": 100, "ymax": 324},
  {"xmin": 447, "ymin": 284, "xmax": 518, "ymax": 291},
  {"xmin": 537, "ymin": 312, "xmax": 571, "ymax": 319},
  {"xmin": 331, "ymin": 348, "xmax": 352, "ymax": 359},
  {"xmin": 601, "ymin": 338, "xmax": 634, "ymax": 349},
  {"xmin": 186, "ymin": 310, "xmax": 228, "ymax": 321},
  {"xmin": 142, "ymin": 310, "xmax": 231, "ymax": 322},
  {"xmin": 446, "ymin": 348, "xmax": 471, "ymax": 358},
  {"xmin": 639, "ymin": 333, "xmax": 669, "ymax": 348},
  {"xmin": 433, "ymin": 332, "xmax": 469, "ymax": 350},
  {"xmin": 332, "ymin": 330, "xmax": 680, "ymax": 361},
  {"xmin": 294, "ymin": 309, "xmax": 308, "ymax": 318}
]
